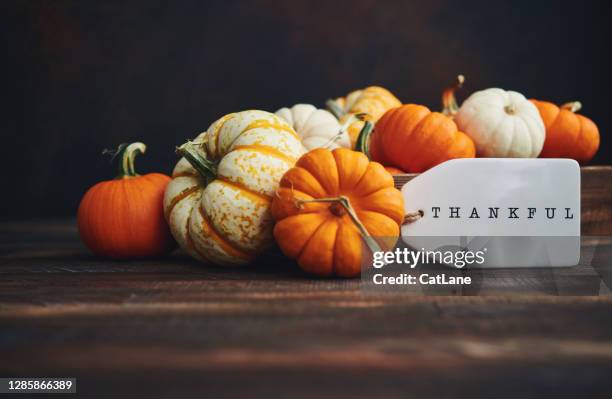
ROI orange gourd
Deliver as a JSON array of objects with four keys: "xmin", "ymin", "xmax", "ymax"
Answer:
[
  {"xmin": 78, "ymin": 142, "xmax": 175, "ymax": 258},
  {"xmin": 358, "ymin": 104, "xmax": 476, "ymax": 173},
  {"xmin": 271, "ymin": 148, "xmax": 404, "ymax": 277},
  {"xmin": 530, "ymin": 100, "xmax": 600, "ymax": 163}
]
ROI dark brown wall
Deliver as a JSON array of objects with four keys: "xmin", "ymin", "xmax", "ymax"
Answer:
[{"xmin": 1, "ymin": 0, "xmax": 610, "ymax": 219}]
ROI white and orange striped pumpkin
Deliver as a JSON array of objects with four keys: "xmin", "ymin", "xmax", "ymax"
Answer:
[
  {"xmin": 163, "ymin": 110, "xmax": 305, "ymax": 265},
  {"xmin": 275, "ymin": 104, "xmax": 350, "ymax": 150}
]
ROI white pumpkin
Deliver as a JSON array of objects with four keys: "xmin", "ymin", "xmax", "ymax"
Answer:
[
  {"xmin": 275, "ymin": 104, "xmax": 350, "ymax": 150},
  {"xmin": 164, "ymin": 110, "xmax": 304, "ymax": 266},
  {"xmin": 454, "ymin": 88, "xmax": 545, "ymax": 158}
]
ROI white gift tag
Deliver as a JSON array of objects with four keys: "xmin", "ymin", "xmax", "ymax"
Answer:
[{"xmin": 401, "ymin": 158, "xmax": 580, "ymax": 267}]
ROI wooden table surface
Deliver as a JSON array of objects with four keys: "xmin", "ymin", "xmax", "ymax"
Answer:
[{"xmin": 1, "ymin": 219, "xmax": 612, "ymax": 399}]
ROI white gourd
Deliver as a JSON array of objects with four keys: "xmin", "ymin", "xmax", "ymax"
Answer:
[
  {"xmin": 275, "ymin": 104, "xmax": 350, "ymax": 150},
  {"xmin": 454, "ymin": 88, "xmax": 545, "ymax": 158},
  {"xmin": 163, "ymin": 110, "xmax": 304, "ymax": 266}
]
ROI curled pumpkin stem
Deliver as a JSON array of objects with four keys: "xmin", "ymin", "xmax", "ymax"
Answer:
[
  {"xmin": 104, "ymin": 142, "xmax": 147, "ymax": 178},
  {"xmin": 295, "ymin": 195, "xmax": 382, "ymax": 255},
  {"xmin": 441, "ymin": 74, "xmax": 465, "ymax": 117},
  {"xmin": 561, "ymin": 101, "xmax": 582, "ymax": 113}
]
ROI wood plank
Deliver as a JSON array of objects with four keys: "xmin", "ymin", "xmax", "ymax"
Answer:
[{"xmin": 1, "ymin": 213, "xmax": 611, "ymax": 397}]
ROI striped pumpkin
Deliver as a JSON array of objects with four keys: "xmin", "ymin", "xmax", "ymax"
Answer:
[{"xmin": 163, "ymin": 110, "xmax": 305, "ymax": 265}]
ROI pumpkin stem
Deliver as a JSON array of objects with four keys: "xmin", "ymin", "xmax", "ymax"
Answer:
[
  {"xmin": 105, "ymin": 142, "xmax": 146, "ymax": 178},
  {"xmin": 176, "ymin": 141, "xmax": 217, "ymax": 184},
  {"xmin": 561, "ymin": 101, "xmax": 582, "ymax": 113},
  {"xmin": 326, "ymin": 99, "xmax": 346, "ymax": 120},
  {"xmin": 441, "ymin": 74, "xmax": 465, "ymax": 116},
  {"xmin": 355, "ymin": 121, "xmax": 374, "ymax": 159},
  {"xmin": 296, "ymin": 195, "xmax": 382, "ymax": 255}
]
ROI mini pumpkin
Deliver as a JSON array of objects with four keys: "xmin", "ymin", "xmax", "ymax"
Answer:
[
  {"xmin": 358, "ymin": 104, "xmax": 476, "ymax": 173},
  {"xmin": 327, "ymin": 86, "xmax": 402, "ymax": 148},
  {"xmin": 530, "ymin": 100, "xmax": 600, "ymax": 163},
  {"xmin": 275, "ymin": 103, "xmax": 350, "ymax": 150},
  {"xmin": 78, "ymin": 142, "xmax": 175, "ymax": 259},
  {"xmin": 271, "ymin": 148, "xmax": 404, "ymax": 277},
  {"xmin": 446, "ymin": 76, "xmax": 546, "ymax": 158},
  {"xmin": 164, "ymin": 110, "xmax": 304, "ymax": 265}
]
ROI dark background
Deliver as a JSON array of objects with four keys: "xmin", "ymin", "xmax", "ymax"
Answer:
[{"xmin": 1, "ymin": 0, "xmax": 610, "ymax": 220}]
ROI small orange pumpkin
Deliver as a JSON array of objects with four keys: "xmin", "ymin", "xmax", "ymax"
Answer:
[
  {"xmin": 78, "ymin": 142, "xmax": 175, "ymax": 258},
  {"xmin": 271, "ymin": 148, "xmax": 404, "ymax": 277},
  {"xmin": 359, "ymin": 104, "xmax": 476, "ymax": 173},
  {"xmin": 530, "ymin": 100, "xmax": 600, "ymax": 163}
]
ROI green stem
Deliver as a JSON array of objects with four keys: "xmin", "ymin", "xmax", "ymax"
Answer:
[
  {"xmin": 176, "ymin": 141, "xmax": 217, "ymax": 184},
  {"xmin": 113, "ymin": 142, "xmax": 146, "ymax": 178},
  {"xmin": 355, "ymin": 121, "xmax": 374, "ymax": 159},
  {"xmin": 326, "ymin": 99, "xmax": 346, "ymax": 120}
]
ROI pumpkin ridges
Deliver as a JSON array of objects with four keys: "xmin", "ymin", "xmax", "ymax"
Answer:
[
  {"xmin": 231, "ymin": 144, "xmax": 297, "ymax": 165},
  {"xmin": 274, "ymin": 212, "xmax": 328, "ymax": 260},
  {"xmin": 332, "ymin": 148, "xmax": 370, "ymax": 192},
  {"xmin": 216, "ymin": 177, "xmax": 272, "ymax": 203},
  {"xmin": 295, "ymin": 148, "xmax": 340, "ymax": 195},
  {"xmin": 239, "ymin": 118, "xmax": 302, "ymax": 142},
  {"xmin": 356, "ymin": 210, "xmax": 400, "ymax": 239},
  {"xmin": 279, "ymin": 167, "xmax": 328, "ymax": 198},
  {"xmin": 185, "ymin": 213, "xmax": 210, "ymax": 262},
  {"xmin": 333, "ymin": 220, "xmax": 362, "ymax": 277},
  {"xmin": 352, "ymin": 161, "xmax": 395, "ymax": 198},
  {"xmin": 354, "ymin": 187, "xmax": 405, "ymax": 226},
  {"xmin": 209, "ymin": 113, "xmax": 237, "ymax": 159},
  {"xmin": 297, "ymin": 217, "xmax": 339, "ymax": 276},
  {"xmin": 164, "ymin": 185, "xmax": 200, "ymax": 220},
  {"xmin": 198, "ymin": 206, "xmax": 253, "ymax": 261}
]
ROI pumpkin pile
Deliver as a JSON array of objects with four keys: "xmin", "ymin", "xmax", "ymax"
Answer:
[{"xmin": 77, "ymin": 77, "xmax": 600, "ymax": 277}]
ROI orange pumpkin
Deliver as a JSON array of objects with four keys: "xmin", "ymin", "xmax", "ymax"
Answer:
[
  {"xmin": 359, "ymin": 104, "xmax": 476, "ymax": 173},
  {"xmin": 271, "ymin": 148, "xmax": 404, "ymax": 277},
  {"xmin": 530, "ymin": 100, "xmax": 600, "ymax": 163},
  {"xmin": 78, "ymin": 142, "xmax": 175, "ymax": 258}
]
